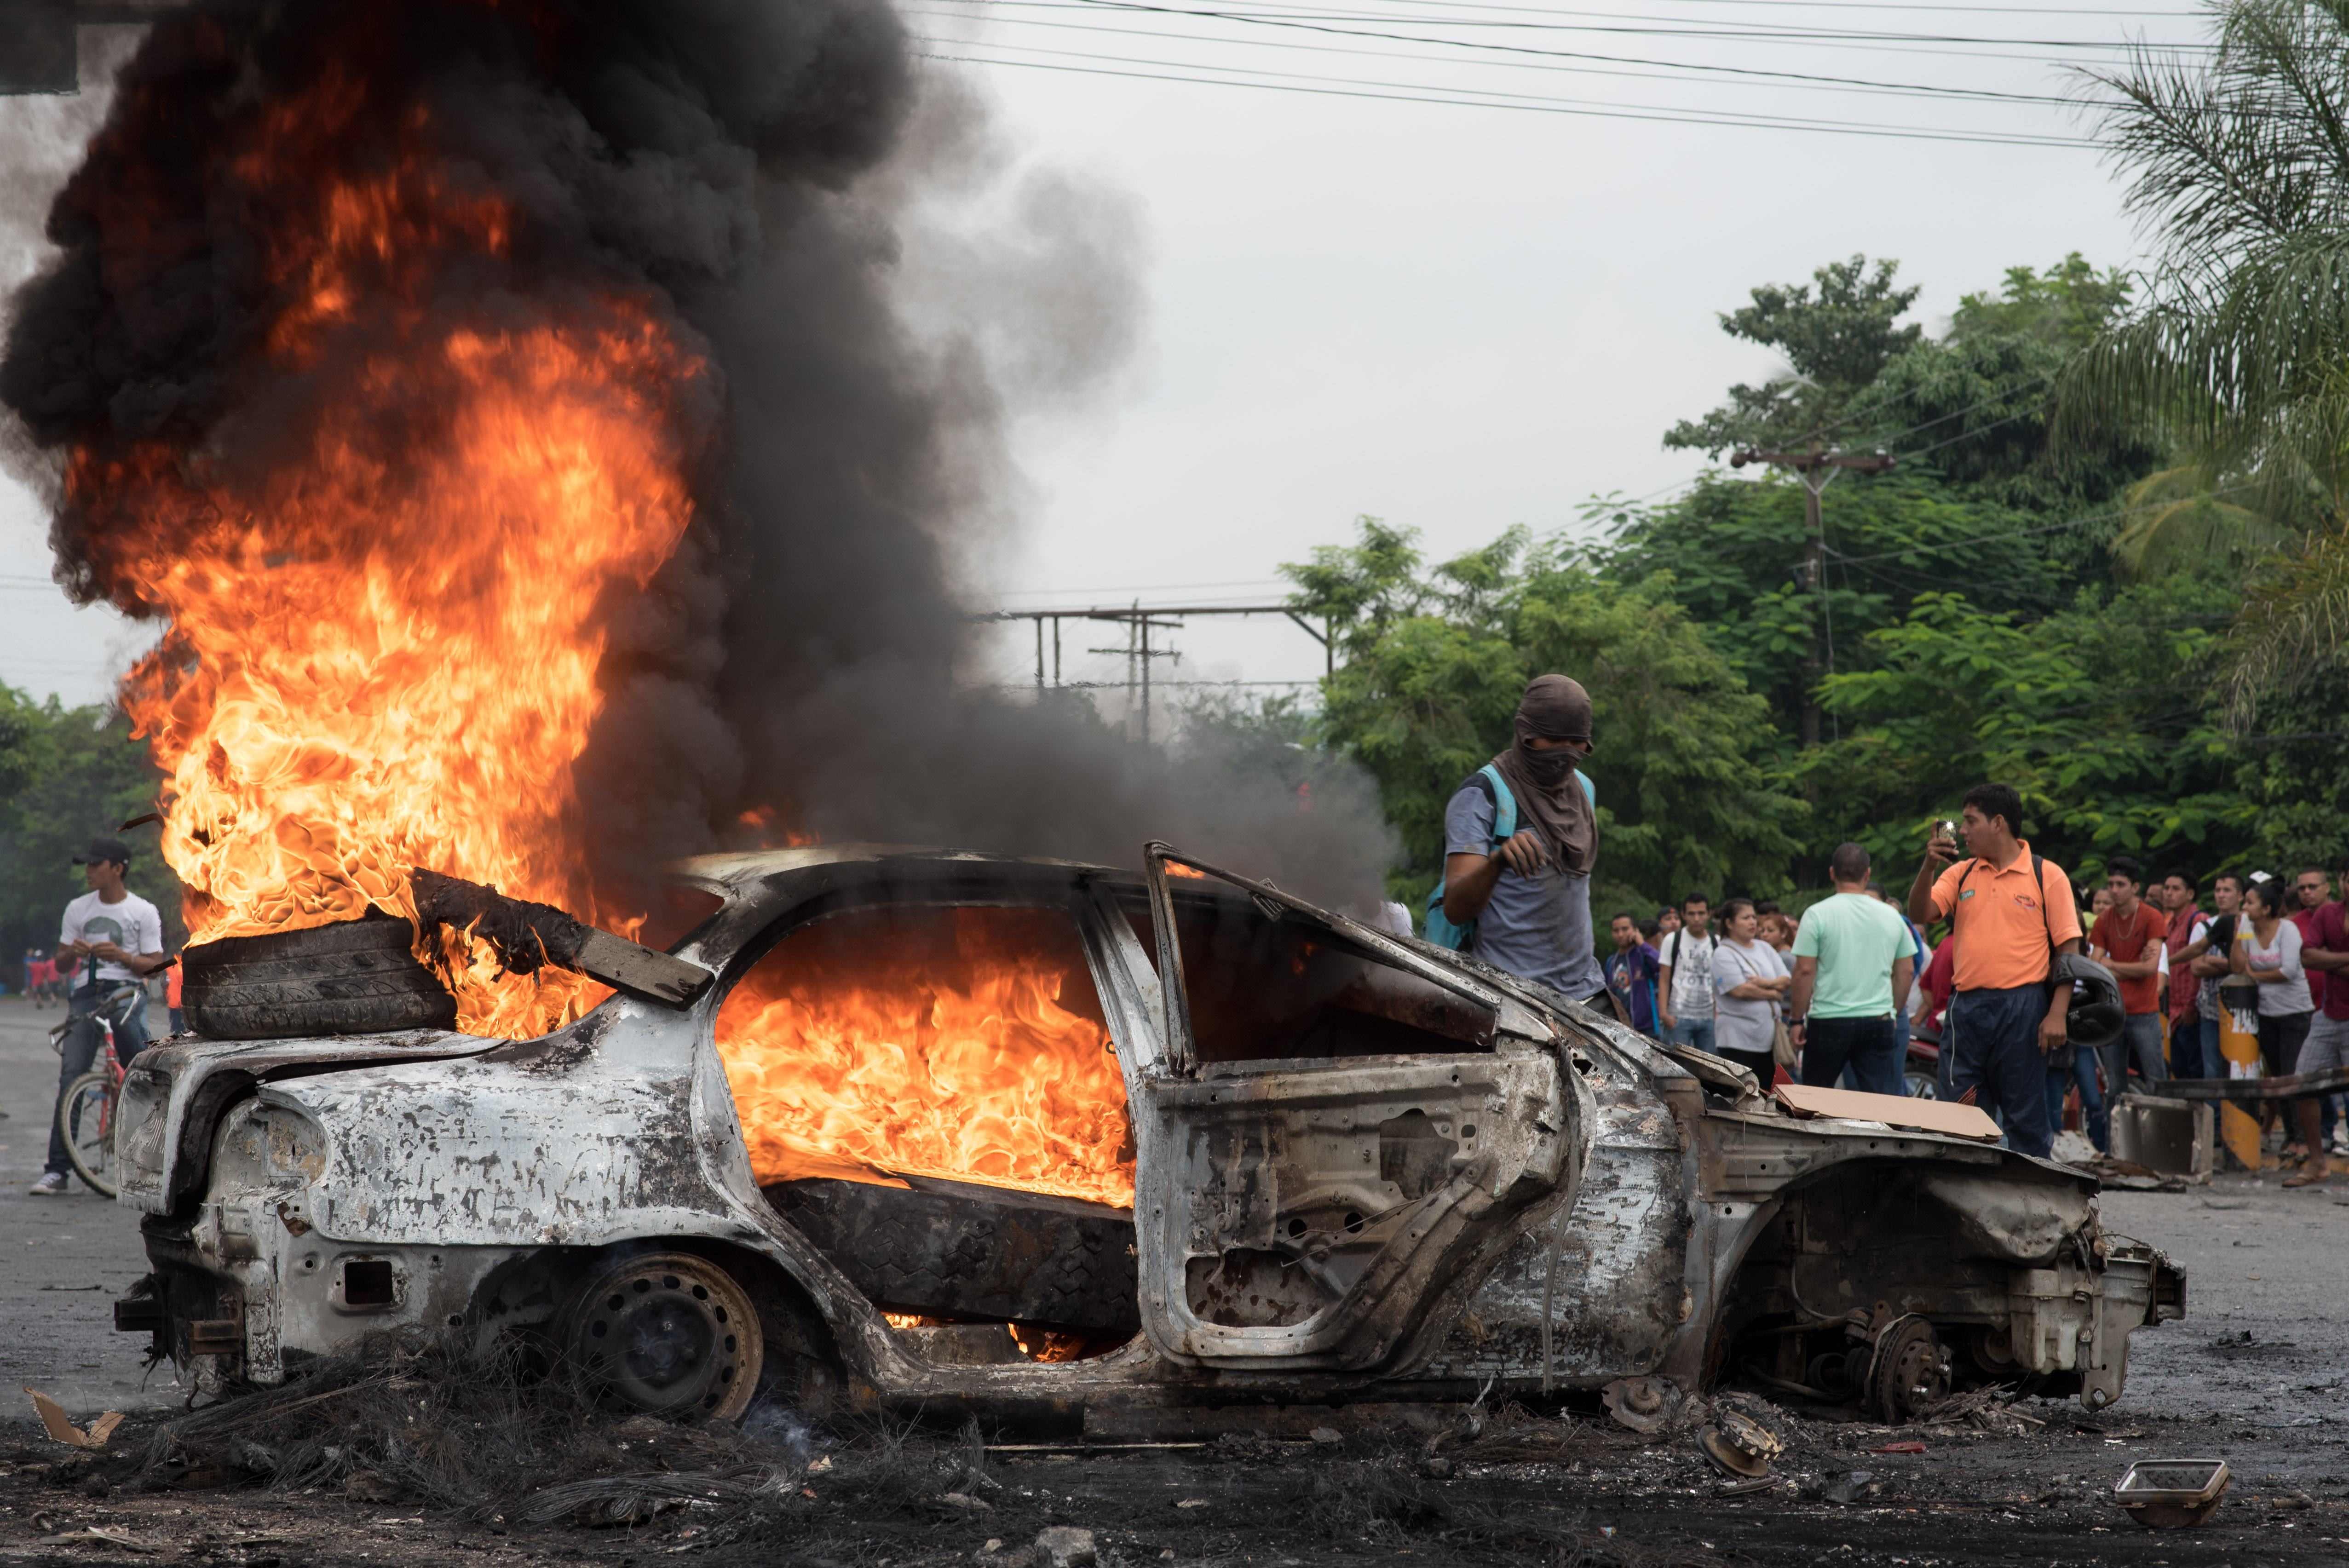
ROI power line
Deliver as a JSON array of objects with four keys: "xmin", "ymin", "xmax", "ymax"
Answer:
[
  {"xmin": 1630, "ymin": 1, "xmax": 2198, "ymax": 12},
  {"xmin": 919, "ymin": 0, "xmax": 2124, "ymax": 106},
  {"xmin": 1040, "ymin": 0, "xmax": 2220, "ymax": 52},
  {"xmin": 925, "ymin": 48, "xmax": 2100, "ymax": 144},
  {"xmin": 944, "ymin": 0, "xmax": 2198, "ymax": 77},
  {"xmin": 1826, "ymin": 480, "xmax": 2264, "ymax": 566}
]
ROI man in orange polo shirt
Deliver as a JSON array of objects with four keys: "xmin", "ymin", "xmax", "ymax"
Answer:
[{"xmin": 1905, "ymin": 783, "xmax": 2084, "ymax": 1159}]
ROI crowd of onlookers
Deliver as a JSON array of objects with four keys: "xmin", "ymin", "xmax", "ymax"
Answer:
[
  {"xmin": 1431, "ymin": 678, "xmax": 2346, "ymax": 1173},
  {"xmin": 1598, "ymin": 840, "xmax": 2349, "ymax": 1181}
]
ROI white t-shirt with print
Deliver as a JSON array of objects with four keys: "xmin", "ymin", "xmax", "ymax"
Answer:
[
  {"xmin": 1660, "ymin": 929, "xmax": 1717, "ymax": 1019},
  {"xmin": 60, "ymin": 890, "xmax": 164, "ymax": 986}
]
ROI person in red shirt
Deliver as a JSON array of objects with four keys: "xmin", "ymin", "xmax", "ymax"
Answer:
[
  {"xmin": 2289, "ymin": 863, "xmax": 2349, "ymax": 1181},
  {"xmin": 2088, "ymin": 856, "xmax": 2169, "ymax": 1097}
]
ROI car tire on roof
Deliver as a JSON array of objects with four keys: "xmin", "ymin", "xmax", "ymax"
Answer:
[
  {"xmin": 765, "ymin": 1177, "xmax": 1140, "ymax": 1339},
  {"xmin": 182, "ymin": 909, "xmax": 458, "ymax": 1040}
]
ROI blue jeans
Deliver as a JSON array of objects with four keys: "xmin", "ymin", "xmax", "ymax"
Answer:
[
  {"xmin": 1947, "ymin": 985, "xmax": 2055, "ymax": 1159},
  {"xmin": 1805, "ymin": 1015, "xmax": 1901, "ymax": 1096},
  {"xmin": 2045, "ymin": 1043, "xmax": 2108, "ymax": 1153},
  {"xmin": 2099, "ymin": 1013, "xmax": 2167, "ymax": 1102},
  {"xmin": 1662, "ymin": 1016, "xmax": 1716, "ymax": 1055},
  {"xmin": 46, "ymin": 982, "xmax": 150, "ymax": 1177},
  {"xmin": 2198, "ymin": 1015, "xmax": 2227, "ymax": 1080}
]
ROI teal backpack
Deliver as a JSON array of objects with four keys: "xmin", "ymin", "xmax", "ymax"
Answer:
[{"xmin": 1422, "ymin": 765, "xmax": 1597, "ymax": 950}]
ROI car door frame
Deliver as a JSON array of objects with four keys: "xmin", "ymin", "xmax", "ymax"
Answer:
[{"xmin": 1115, "ymin": 843, "xmax": 1583, "ymax": 1373}]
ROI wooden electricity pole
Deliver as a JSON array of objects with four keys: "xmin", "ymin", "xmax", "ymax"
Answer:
[{"xmin": 1730, "ymin": 444, "xmax": 1895, "ymax": 747}]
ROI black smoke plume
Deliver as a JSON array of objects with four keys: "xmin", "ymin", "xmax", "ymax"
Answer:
[{"xmin": 1, "ymin": 1, "xmax": 1395, "ymax": 911}]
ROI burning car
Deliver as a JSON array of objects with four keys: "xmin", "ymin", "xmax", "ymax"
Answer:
[{"xmin": 109, "ymin": 844, "xmax": 2182, "ymax": 1433}]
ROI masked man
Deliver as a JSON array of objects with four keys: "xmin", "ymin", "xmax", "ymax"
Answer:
[{"xmin": 1439, "ymin": 675, "xmax": 1606, "ymax": 1005}]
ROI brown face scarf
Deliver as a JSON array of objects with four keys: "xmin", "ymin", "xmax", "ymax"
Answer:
[{"xmin": 1490, "ymin": 674, "xmax": 1598, "ymax": 877}]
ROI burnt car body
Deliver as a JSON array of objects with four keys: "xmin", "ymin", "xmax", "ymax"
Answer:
[{"xmin": 110, "ymin": 845, "xmax": 2183, "ymax": 1433}]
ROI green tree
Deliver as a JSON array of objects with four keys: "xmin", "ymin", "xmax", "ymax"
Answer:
[
  {"xmin": 1611, "ymin": 253, "xmax": 2164, "ymax": 748},
  {"xmin": 1286, "ymin": 520, "xmax": 1807, "ymax": 914},
  {"xmin": 1791, "ymin": 580, "xmax": 2254, "ymax": 884},
  {"xmin": 1666, "ymin": 255, "xmax": 1923, "ymax": 458},
  {"xmin": 1863, "ymin": 255, "xmax": 2157, "ymax": 516},
  {"xmin": 1595, "ymin": 471, "xmax": 2067, "ymax": 744}
]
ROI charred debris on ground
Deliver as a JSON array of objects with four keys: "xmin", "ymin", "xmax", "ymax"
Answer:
[{"xmin": 2, "ymin": 1330, "xmax": 2222, "ymax": 1566}]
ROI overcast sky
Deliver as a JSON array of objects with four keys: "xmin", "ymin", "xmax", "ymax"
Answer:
[{"xmin": 0, "ymin": 5, "xmax": 2200, "ymax": 712}]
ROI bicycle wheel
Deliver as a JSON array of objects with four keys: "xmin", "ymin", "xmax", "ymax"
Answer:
[{"xmin": 56, "ymin": 1072, "xmax": 117, "ymax": 1199}]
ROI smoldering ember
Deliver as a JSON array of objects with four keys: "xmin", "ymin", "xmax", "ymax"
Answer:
[{"xmin": 1, "ymin": 3, "xmax": 2347, "ymax": 1567}]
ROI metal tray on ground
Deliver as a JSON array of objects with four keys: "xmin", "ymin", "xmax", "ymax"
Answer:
[{"xmin": 2113, "ymin": 1459, "xmax": 2229, "ymax": 1528}]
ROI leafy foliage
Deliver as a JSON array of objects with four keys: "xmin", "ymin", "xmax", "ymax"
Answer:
[
  {"xmin": 1665, "ymin": 255, "xmax": 1922, "ymax": 458},
  {"xmin": 1595, "ymin": 471, "xmax": 2070, "ymax": 740},
  {"xmin": 1793, "ymin": 582, "xmax": 2255, "ymax": 884},
  {"xmin": 2062, "ymin": 1, "xmax": 2349, "ymax": 714},
  {"xmin": 1285, "ymin": 520, "xmax": 1807, "ymax": 913}
]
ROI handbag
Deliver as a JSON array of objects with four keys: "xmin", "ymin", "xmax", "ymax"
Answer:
[{"xmin": 1770, "ymin": 1009, "xmax": 1797, "ymax": 1072}]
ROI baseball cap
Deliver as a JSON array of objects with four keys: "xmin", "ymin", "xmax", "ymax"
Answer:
[{"xmin": 73, "ymin": 837, "xmax": 132, "ymax": 867}]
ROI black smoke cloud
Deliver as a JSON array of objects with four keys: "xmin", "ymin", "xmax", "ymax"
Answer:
[{"xmin": 2, "ymin": 0, "xmax": 1396, "ymax": 908}]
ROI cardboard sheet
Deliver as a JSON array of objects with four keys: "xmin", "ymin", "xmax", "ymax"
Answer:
[
  {"xmin": 1771, "ymin": 1083, "xmax": 2003, "ymax": 1142},
  {"xmin": 23, "ymin": 1387, "xmax": 124, "ymax": 1449}
]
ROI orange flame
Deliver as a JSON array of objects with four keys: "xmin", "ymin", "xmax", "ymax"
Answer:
[
  {"xmin": 80, "ymin": 96, "xmax": 702, "ymax": 1037},
  {"xmin": 716, "ymin": 909, "xmax": 1134, "ymax": 1207}
]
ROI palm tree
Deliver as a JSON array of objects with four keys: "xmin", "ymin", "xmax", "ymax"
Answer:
[{"xmin": 2060, "ymin": 0, "xmax": 2349, "ymax": 712}]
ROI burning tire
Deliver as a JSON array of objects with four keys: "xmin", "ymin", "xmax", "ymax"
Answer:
[
  {"xmin": 182, "ymin": 909, "xmax": 457, "ymax": 1040},
  {"xmin": 765, "ymin": 1177, "xmax": 1139, "ymax": 1338},
  {"xmin": 561, "ymin": 1252, "xmax": 764, "ymax": 1422}
]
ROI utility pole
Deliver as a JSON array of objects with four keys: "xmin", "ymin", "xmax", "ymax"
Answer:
[
  {"xmin": 1085, "ymin": 602, "xmax": 1181, "ymax": 744},
  {"xmin": 1730, "ymin": 444, "xmax": 1895, "ymax": 747}
]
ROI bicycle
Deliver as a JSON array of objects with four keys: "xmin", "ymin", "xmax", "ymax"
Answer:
[{"xmin": 50, "ymin": 979, "xmax": 151, "ymax": 1199}]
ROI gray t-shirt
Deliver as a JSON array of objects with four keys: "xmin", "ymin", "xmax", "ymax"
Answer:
[
  {"xmin": 1443, "ymin": 779, "xmax": 1602, "ymax": 1000},
  {"xmin": 1712, "ymin": 937, "xmax": 1787, "ymax": 1057}
]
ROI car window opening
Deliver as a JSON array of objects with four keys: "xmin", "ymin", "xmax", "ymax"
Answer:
[
  {"xmin": 1120, "ymin": 886, "xmax": 1495, "ymax": 1063},
  {"xmin": 715, "ymin": 903, "xmax": 1134, "ymax": 1208}
]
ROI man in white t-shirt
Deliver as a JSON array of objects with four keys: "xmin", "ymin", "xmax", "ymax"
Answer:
[
  {"xmin": 1656, "ymin": 893, "xmax": 1720, "ymax": 1055},
  {"xmin": 36, "ymin": 837, "xmax": 167, "ymax": 1196}
]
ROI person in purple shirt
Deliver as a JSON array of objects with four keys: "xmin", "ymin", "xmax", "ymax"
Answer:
[{"xmin": 1603, "ymin": 911, "xmax": 1661, "ymax": 1034}]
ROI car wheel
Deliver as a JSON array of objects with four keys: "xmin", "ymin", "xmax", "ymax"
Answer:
[
  {"xmin": 1867, "ymin": 1315, "xmax": 1950, "ymax": 1424},
  {"xmin": 183, "ymin": 909, "xmax": 456, "ymax": 1040},
  {"xmin": 1905, "ymin": 1069, "xmax": 1939, "ymax": 1100},
  {"xmin": 561, "ymin": 1252, "xmax": 764, "ymax": 1422}
]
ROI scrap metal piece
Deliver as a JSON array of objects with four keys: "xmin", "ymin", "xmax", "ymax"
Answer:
[
  {"xmin": 2113, "ymin": 1459, "xmax": 2229, "ymax": 1528},
  {"xmin": 1601, "ymin": 1375, "xmax": 1675, "ymax": 1435},
  {"xmin": 1696, "ymin": 1408, "xmax": 1781, "ymax": 1478},
  {"xmin": 410, "ymin": 867, "xmax": 710, "ymax": 1006}
]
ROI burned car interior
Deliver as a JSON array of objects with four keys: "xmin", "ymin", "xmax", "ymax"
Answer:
[
  {"xmin": 1121, "ymin": 885, "xmax": 1498, "ymax": 1063},
  {"xmin": 108, "ymin": 844, "xmax": 2182, "ymax": 1438}
]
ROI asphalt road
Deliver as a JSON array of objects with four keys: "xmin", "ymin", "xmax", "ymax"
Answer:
[{"xmin": 0, "ymin": 995, "xmax": 179, "ymax": 1419}]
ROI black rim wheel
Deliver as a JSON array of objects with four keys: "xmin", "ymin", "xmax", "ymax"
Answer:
[
  {"xmin": 564, "ymin": 1253, "xmax": 763, "ymax": 1421},
  {"xmin": 1869, "ymin": 1316, "xmax": 1949, "ymax": 1424}
]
